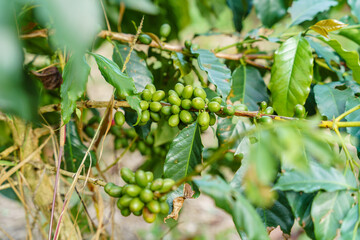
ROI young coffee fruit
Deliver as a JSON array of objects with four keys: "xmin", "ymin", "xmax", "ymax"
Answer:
[
  {"xmin": 143, "ymin": 207, "xmax": 156, "ymax": 223},
  {"xmin": 182, "ymin": 85, "xmax": 193, "ymax": 99},
  {"xmin": 234, "ymin": 104, "xmax": 248, "ymax": 111},
  {"xmin": 104, "ymin": 183, "xmax": 123, "ymax": 197},
  {"xmin": 114, "ymin": 111, "xmax": 125, "ymax": 126},
  {"xmin": 121, "ymin": 168, "xmax": 135, "ymax": 184},
  {"xmin": 171, "ymin": 105, "xmax": 180, "ymax": 114},
  {"xmin": 121, "ymin": 208, "xmax": 131, "ymax": 217},
  {"xmin": 180, "ymin": 110, "xmax": 193, "ymax": 124},
  {"xmin": 140, "ymin": 189, "xmax": 154, "ymax": 203},
  {"xmin": 150, "ymin": 102, "xmax": 162, "ymax": 112},
  {"xmin": 150, "ymin": 179, "xmax": 164, "ymax": 191},
  {"xmin": 211, "ymin": 96, "xmax": 222, "ymax": 104},
  {"xmin": 209, "ymin": 113, "xmax": 216, "ymax": 126},
  {"xmin": 160, "ymin": 201, "xmax": 170, "ymax": 214},
  {"xmin": 259, "ymin": 116, "xmax": 273, "ymax": 125},
  {"xmin": 181, "ymin": 99, "xmax": 192, "ymax": 110},
  {"xmin": 141, "ymin": 110, "xmax": 150, "ymax": 123},
  {"xmin": 264, "ymin": 106, "xmax": 274, "ymax": 115},
  {"xmin": 130, "ymin": 198, "xmax": 145, "ymax": 212},
  {"xmin": 152, "ymin": 90, "xmax": 165, "ymax": 102},
  {"xmin": 160, "ymin": 23, "xmax": 171, "ymax": 38},
  {"xmin": 168, "ymin": 94, "xmax": 181, "ymax": 106},
  {"xmin": 161, "ymin": 106, "xmax": 172, "ymax": 116},
  {"xmin": 139, "ymin": 34, "xmax": 152, "ymax": 45},
  {"xmin": 294, "ymin": 104, "xmax": 306, "ymax": 118},
  {"xmin": 126, "ymin": 184, "xmax": 142, "ymax": 197},
  {"xmin": 135, "ymin": 170, "xmax": 149, "ymax": 188},
  {"xmin": 193, "ymin": 87, "xmax": 207, "ymax": 100},
  {"xmin": 192, "ymin": 97, "xmax": 205, "ymax": 110},
  {"xmin": 147, "ymin": 200, "xmax": 161, "ymax": 214},
  {"xmin": 174, "ymin": 83, "xmax": 184, "ymax": 96},
  {"xmin": 145, "ymin": 171, "xmax": 154, "ymax": 182},
  {"xmin": 145, "ymin": 84, "xmax": 156, "ymax": 94},
  {"xmin": 260, "ymin": 101, "xmax": 267, "ymax": 111},
  {"xmin": 141, "ymin": 89, "xmax": 152, "ymax": 101},
  {"xmin": 223, "ymin": 105, "xmax": 235, "ymax": 116},
  {"xmin": 159, "ymin": 178, "xmax": 175, "ymax": 193},
  {"xmin": 208, "ymin": 101, "xmax": 221, "ymax": 113},
  {"xmin": 184, "ymin": 39, "xmax": 192, "ymax": 49},
  {"xmin": 118, "ymin": 195, "xmax": 133, "ymax": 208},
  {"xmin": 140, "ymin": 100, "xmax": 149, "ymax": 110},
  {"xmin": 168, "ymin": 114, "xmax": 180, "ymax": 127},
  {"xmin": 198, "ymin": 112, "xmax": 210, "ymax": 127},
  {"xmin": 150, "ymin": 112, "xmax": 161, "ymax": 122}
]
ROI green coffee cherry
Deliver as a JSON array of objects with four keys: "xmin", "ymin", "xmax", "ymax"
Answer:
[
  {"xmin": 152, "ymin": 90, "xmax": 165, "ymax": 102},
  {"xmin": 104, "ymin": 183, "xmax": 123, "ymax": 197},
  {"xmin": 121, "ymin": 208, "xmax": 131, "ymax": 217},
  {"xmin": 180, "ymin": 110, "xmax": 193, "ymax": 124},
  {"xmin": 161, "ymin": 106, "xmax": 172, "ymax": 116},
  {"xmin": 141, "ymin": 89, "xmax": 152, "ymax": 101},
  {"xmin": 259, "ymin": 116, "xmax": 273, "ymax": 125},
  {"xmin": 84, "ymin": 126, "xmax": 95, "ymax": 138},
  {"xmin": 121, "ymin": 138, "xmax": 129, "ymax": 148},
  {"xmin": 117, "ymin": 198, "xmax": 126, "ymax": 210},
  {"xmin": 150, "ymin": 102, "xmax": 162, "ymax": 112},
  {"xmin": 264, "ymin": 106, "xmax": 274, "ymax": 115},
  {"xmin": 211, "ymin": 97, "xmax": 222, "ymax": 104},
  {"xmin": 141, "ymin": 110, "xmax": 150, "ymax": 123},
  {"xmin": 133, "ymin": 210, "xmax": 142, "ymax": 216},
  {"xmin": 150, "ymin": 179, "xmax": 164, "ymax": 191},
  {"xmin": 168, "ymin": 114, "xmax": 180, "ymax": 127},
  {"xmin": 145, "ymin": 171, "xmax": 154, "ymax": 182},
  {"xmin": 130, "ymin": 198, "xmax": 145, "ymax": 212},
  {"xmin": 181, "ymin": 99, "xmax": 192, "ymax": 110},
  {"xmin": 88, "ymin": 115, "xmax": 101, "ymax": 125},
  {"xmin": 294, "ymin": 104, "xmax": 306, "ymax": 118},
  {"xmin": 192, "ymin": 97, "xmax": 205, "ymax": 110},
  {"xmin": 126, "ymin": 184, "xmax": 142, "ymax": 197},
  {"xmin": 198, "ymin": 112, "xmax": 210, "ymax": 127},
  {"xmin": 104, "ymin": 182, "xmax": 115, "ymax": 195},
  {"xmin": 159, "ymin": 178, "xmax": 175, "ymax": 193},
  {"xmin": 138, "ymin": 141, "xmax": 147, "ymax": 155},
  {"xmin": 171, "ymin": 105, "xmax": 180, "ymax": 114},
  {"xmin": 174, "ymin": 83, "xmax": 184, "ymax": 96},
  {"xmin": 114, "ymin": 138, "xmax": 122, "ymax": 150},
  {"xmin": 184, "ymin": 39, "xmax": 192, "ymax": 49},
  {"xmin": 121, "ymin": 168, "xmax": 135, "ymax": 184},
  {"xmin": 223, "ymin": 105, "xmax": 235, "ymax": 116},
  {"xmin": 147, "ymin": 200, "xmax": 161, "ymax": 214},
  {"xmin": 140, "ymin": 189, "xmax": 154, "ymax": 203},
  {"xmin": 182, "ymin": 85, "xmax": 193, "ymax": 99},
  {"xmin": 193, "ymin": 87, "xmax": 207, "ymax": 100},
  {"xmin": 150, "ymin": 112, "xmax": 161, "ymax": 122},
  {"xmin": 119, "ymin": 195, "xmax": 133, "ymax": 207},
  {"xmin": 140, "ymin": 100, "xmax": 149, "ymax": 110},
  {"xmin": 260, "ymin": 101, "xmax": 267, "ymax": 111},
  {"xmin": 143, "ymin": 207, "xmax": 156, "ymax": 223},
  {"xmin": 160, "ymin": 201, "xmax": 170, "ymax": 214},
  {"xmin": 145, "ymin": 84, "xmax": 156, "ymax": 94},
  {"xmin": 168, "ymin": 94, "xmax": 181, "ymax": 106},
  {"xmin": 126, "ymin": 128, "xmax": 137, "ymax": 138},
  {"xmin": 168, "ymin": 89, "xmax": 178, "ymax": 96},
  {"xmin": 139, "ymin": 34, "xmax": 152, "ymax": 45},
  {"xmin": 129, "ymin": 142, "xmax": 137, "ymax": 152},
  {"xmin": 234, "ymin": 104, "xmax": 248, "ymax": 111},
  {"xmin": 114, "ymin": 111, "xmax": 125, "ymax": 126},
  {"xmin": 208, "ymin": 101, "xmax": 221, "ymax": 112},
  {"xmin": 160, "ymin": 23, "xmax": 171, "ymax": 38},
  {"xmin": 200, "ymin": 124, "xmax": 209, "ymax": 132},
  {"xmin": 135, "ymin": 170, "xmax": 149, "ymax": 188},
  {"xmin": 209, "ymin": 113, "xmax": 216, "ymax": 126}
]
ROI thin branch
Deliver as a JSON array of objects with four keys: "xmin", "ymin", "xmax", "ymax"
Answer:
[{"xmin": 0, "ymin": 145, "xmax": 18, "ymax": 158}]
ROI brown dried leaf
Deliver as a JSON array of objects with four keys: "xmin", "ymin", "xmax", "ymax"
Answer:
[
  {"xmin": 32, "ymin": 67, "xmax": 63, "ymax": 89},
  {"xmin": 164, "ymin": 197, "xmax": 185, "ymax": 222},
  {"xmin": 183, "ymin": 183, "xmax": 195, "ymax": 199}
]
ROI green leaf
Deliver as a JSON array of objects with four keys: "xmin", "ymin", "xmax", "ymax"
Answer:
[
  {"xmin": 193, "ymin": 49, "xmax": 231, "ymax": 98},
  {"xmin": 256, "ymin": 191, "xmax": 294, "ymax": 234},
  {"xmin": 113, "ymin": 43, "xmax": 153, "ymax": 92},
  {"xmin": 154, "ymin": 119, "xmax": 179, "ymax": 147},
  {"xmin": 60, "ymin": 55, "xmax": 90, "ymax": 124},
  {"xmin": 340, "ymin": 204, "xmax": 360, "ymax": 240},
  {"xmin": 124, "ymin": 110, "xmax": 150, "ymax": 139},
  {"xmin": 126, "ymin": 95, "xmax": 142, "ymax": 126},
  {"xmin": 230, "ymin": 65, "xmax": 269, "ymax": 111},
  {"xmin": 216, "ymin": 117, "xmax": 248, "ymax": 148},
  {"xmin": 311, "ymin": 191, "xmax": 354, "ymax": 240},
  {"xmin": 317, "ymin": 36, "xmax": 360, "ymax": 83},
  {"xmin": 348, "ymin": 0, "xmax": 360, "ymax": 21},
  {"xmin": 307, "ymin": 38, "xmax": 340, "ymax": 70},
  {"xmin": 163, "ymin": 122, "xmax": 203, "ymax": 181},
  {"xmin": 195, "ymin": 175, "xmax": 269, "ymax": 239},
  {"xmin": 226, "ymin": 0, "xmax": 253, "ymax": 32},
  {"xmin": 64, "ymin": 121, "xmax": 96, "ymax": 172},
  {"xmin": 338, "ymin": 28, "xmax": 360, "ymax": 46},
  {"xmin": 37, "ymin": 0, "xmax": 101, "ymax": 53},
  {"xmin": 89, "ymin": 53, "xmax": 136, "ymax": 97},
  {"xmin": 269, "ymin": 35, "xmax": 313, "ymax": 117},
  {"xmin": 288, "ymin": 0, "xmax": 338, "ymax": 26},
  {"xmin": 314, "ymin": 82, "xmax": 354, "ymax": 119},
  {"xmin": 171, "ymin": 52, "xmax": 191, "ymax": 78},
  {"xmin": 345, "ymin": 97, "xmax": 360, "ymax": 155},
  {"xmin": 253, "ymin": 0, "xmax": 287, "ymax": 28},
  {"xmin": 286, "ymin": 191, "xmax": 316, "ymax": 239},
  {"xmin": 274, "ymin": 161, "xmax": 357, "ymax": 192}
]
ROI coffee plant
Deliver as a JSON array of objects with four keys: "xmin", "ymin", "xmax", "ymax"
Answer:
[{"xmin": 2, "ymin": 0, "xmax": 360, "ymax": 239}]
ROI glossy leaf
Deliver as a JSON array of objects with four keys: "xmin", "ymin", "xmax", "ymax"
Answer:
[
  {"xmin": 275, "ymin": 161, "xmax": 357, "ymax": 192},
  {"xmin": 226, "ymin": 0, "xmax": 253, "ymax": 32},
  {"xmin": 345, "ymin": 97, "xmax": 360, "ymax": 155},
  {"xmin": 338, "ymin": 28, "xmax": 360, "ymax": 46},
  {"xmin": 231, "ymin": 65, "xmax": 269, "ymax": 110},
  {"xmin": 89, "ymin": 53, "xmax": 136, "ymax": 97},
  {"xmin": 195, "ymin": 175, "xmax": 269, "ymax": 239},
  {"xmin": 286, "ymin": 191, "xmax": 316, "ymax": 239},
  {"xmin": 124, "ymin": 110, "xmax": 150, "ymax": 139},
  {"xmin": 113, "ymin": 43, "xmax": 153, "ymax": 92},
  {"xmin": 154, "ymin": 119, "xmax": 179, "ymax": 147},
  {"xmin": 216, "ymin": 117, "xmax": 248, "ymax": 148},
  {"xmin": 256, "ymin": 191, "xmax": 294, "ymax": 234},
  {"xmin": 126, "ymin": 95, "xmax": 142, "ymax": 125},
  {"xmin": 193, "ymin": 49, "xmax": 231, "ymax": 98},
  {"xmin": 314, "ymin": 82, "xmax": 353, "ymax": 119},
  {"xmin": 340, "ymin": 204, "xmax": 360, "ymax": 240},
  {"xmin": 307, "ymin": 38, "xmax": 340, "ymax": 70},
  {"xmin": 163, "ymin": 122, "xmax": 203, "ymax": 181},
  {"xmin": 318, "ymin": 36, "xmax": 360, "ymax": 83},
  {"xmin": 253, "ymin": 0, "xmax": 286, "ymax": 28},
  {"xmin": 269, "ymin": 35, "xmax": 313, "ymax": 117},
  {"xmin": 310, "ymin": 19, "xmax": 348, "ymax": 38},
  {"xmin": 64, "ymin": 121, "xmax": 96, "ymax": 172},
  {"xmin": 171, "ymin": 52, "xmax": 191, "ymax": 78},
  {"xmin": 60, "ymin": 55, "xmax": 90, "ymax": 124},
  {"xmin": 288, "ymin": 0, "xmax": 338, "ymax": 26},
  {"xmin": 311, "ymin": 191, "xmax": 354, "ymax": 240}
]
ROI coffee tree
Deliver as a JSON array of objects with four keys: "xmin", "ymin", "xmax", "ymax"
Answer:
[{"xmin": 2, "ymin": 0, "xmax": 360, "ymax": 239}]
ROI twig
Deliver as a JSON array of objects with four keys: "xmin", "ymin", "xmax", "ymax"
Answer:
[{"xmin": 0, "ymin": 145, "xmax": 18, "ymax": 158}]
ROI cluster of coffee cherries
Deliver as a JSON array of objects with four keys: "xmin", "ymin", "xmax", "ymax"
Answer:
[
  {"xmin": 104, "ymin": 168, "xmax": 174, "ymax": 223},
  {"xmin": 138, "ymin": 83, "xmax": 241, "ymax": 131}
]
